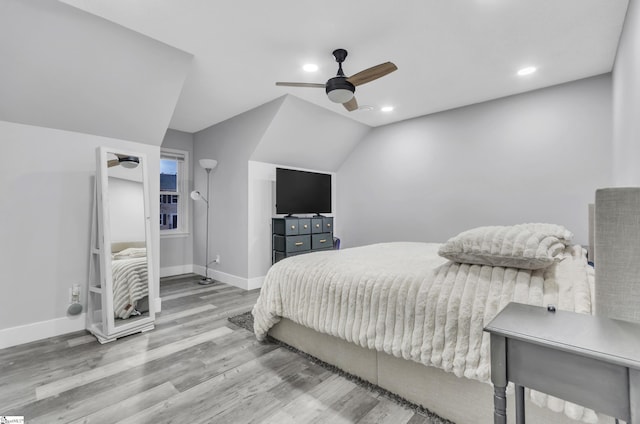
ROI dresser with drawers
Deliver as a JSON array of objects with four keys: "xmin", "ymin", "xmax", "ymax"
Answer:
[{"xmin": 272, "ymin": 216, "xmax": 334, "ymax": 263}]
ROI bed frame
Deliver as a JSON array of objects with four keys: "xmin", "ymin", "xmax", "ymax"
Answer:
[
  {"xmin": 269, "ymin": 318, "xmax": 596, "ymax": 424},
  {"xmin": 267, "ymin": 188, "xmax": 637, "ymax": 424}
]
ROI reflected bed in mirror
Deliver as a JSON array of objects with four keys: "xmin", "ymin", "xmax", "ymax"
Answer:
[{"xmin": 111, "ymin": 242, "xmax": 149, "ymax": 321}]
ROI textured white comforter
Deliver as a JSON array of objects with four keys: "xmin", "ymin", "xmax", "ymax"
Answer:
[
  {"xmin": 111, "ymin": 256, "xmax": 148, "ymax": 319},
  {"xmin": 253, "ymin": 242, "xmax": 598, "ymax": 422}
]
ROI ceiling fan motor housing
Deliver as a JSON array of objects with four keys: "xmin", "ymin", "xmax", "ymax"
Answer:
[
  {"xmin": 119, "ymin": 156, "xmax": 140, "ymax": 168},
  {"xmin": 326, "ymin": 76, "xmax": 355, "ymax": 103},
  {"xmin": 332, "ymin": 48, "xmax": 348, "ymax": 63}
]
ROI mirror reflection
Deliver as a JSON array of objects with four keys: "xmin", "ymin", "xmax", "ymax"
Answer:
[{"xmin": 106, "ymin": 152, "xmax": 150, "ymax": 325}]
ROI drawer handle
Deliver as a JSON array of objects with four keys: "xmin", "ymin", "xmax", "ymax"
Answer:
[
  {"xmin": 315, "ymin": 224, "xmax": 320, "ymax": 228},
  {"xmin": 295, "ymin": 242, "xmax": 304, "ymax": 246},
  {"xmin": 291, "ymin": 225, "xmax": 296, "ymax": 229},
  {"xmin": 303, "ymin": 224, "xmax": 308, "ymax": 229},
  {"xmin": 326, "ymin": 223, "xmax": 331, "ymax": 227},
  {"xmin": 319, "ymin": 239, "xmax": 327, "ymax": 243}
]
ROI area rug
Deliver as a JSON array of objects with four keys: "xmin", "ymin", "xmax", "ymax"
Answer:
[{"xmin": 228, "ymin": 311, "xmax": 454, "ymax": 424}]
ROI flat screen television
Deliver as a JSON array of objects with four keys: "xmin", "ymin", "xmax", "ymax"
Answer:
[{"xmin": 276, "ymin": 168, "xmax": 331, "ymax": 215}]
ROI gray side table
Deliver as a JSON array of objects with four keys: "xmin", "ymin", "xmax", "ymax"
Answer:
[{"xmin": 484, "ymin": 302, "xmax": 640, "ymax": 424}]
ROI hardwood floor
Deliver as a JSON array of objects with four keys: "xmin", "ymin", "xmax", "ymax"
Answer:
[{"xmin": 0, "ymin": 274, "xmax": 438, "ymax": 423}]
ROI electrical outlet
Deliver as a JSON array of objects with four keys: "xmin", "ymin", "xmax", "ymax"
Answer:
[
  {"xmin": 215, "ymin": 254, "xmax": 220, "ymax": 264},
  {"xmin": 67, "ymin": 284, "xmax": 83, "ymax": 316},
  {"xmin": 71, "ymin": 284, "xmax": 80, "ymax": 303}
]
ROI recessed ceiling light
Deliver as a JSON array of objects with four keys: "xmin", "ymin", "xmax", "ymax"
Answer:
[
  {"xmin": 381, "ymin": 106, "xmax": 394, "ymax": 112},
  {"xmin": 517, "ymin": 66, "xmax": 537, "ymax": 76},
  {"xmin": 303, "ymin": 63, "xmax": 318, "ymax": 72},
  {"xmin": 358, "ymin": 105, "xmax": 374, "ymax": 111}
]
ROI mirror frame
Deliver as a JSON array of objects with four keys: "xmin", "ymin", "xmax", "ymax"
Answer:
[{"xmin": 96, "ymin": 146, "xmax": 155, "ymax": 338}]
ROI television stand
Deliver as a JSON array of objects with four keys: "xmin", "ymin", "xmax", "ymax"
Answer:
[{"xmin": 272, "ymin": 216, "xmax": 334, "ymax": 263}]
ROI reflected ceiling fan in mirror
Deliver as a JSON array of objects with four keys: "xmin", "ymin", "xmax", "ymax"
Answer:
[
  {"xmin": 107, "ymin": 154, "xmax": 140, "ymax": 169},
  {"xmin": 276, "ymin": 48, "xmax": 397, "ymax": 112}
]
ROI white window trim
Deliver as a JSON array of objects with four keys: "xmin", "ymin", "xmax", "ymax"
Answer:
[{"xmin": 160, "ymin": 147, "xmax": 190, "ymax": 237}]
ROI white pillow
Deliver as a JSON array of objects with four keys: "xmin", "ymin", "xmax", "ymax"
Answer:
[
  {"xmin": 438, "ymin": 225, "xmax": 567, "ymax": 269},
  {"xmin": 513, "ymin": 223, "xmax": 573, "ymax": 245},
  {"xmin": 112, "ymin": 247, "xmax": 147, "ymax": 260}
]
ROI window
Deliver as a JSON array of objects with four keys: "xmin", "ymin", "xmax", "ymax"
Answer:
[{"xmin": 160, "ymin": 148, "xmax": 189, "ymax": 236}]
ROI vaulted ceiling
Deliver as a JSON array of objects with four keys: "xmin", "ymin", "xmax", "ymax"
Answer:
[
  {"xmin": 0, "ymin": 0, "xmax": 192, "ymax": 145},
  {"xmin": 0, "ymin": 0, "xmax": 630, "ymax": 144},
  {"xmin": 59, "ymin": 0, "xmax": 629, "ymax": 132}
]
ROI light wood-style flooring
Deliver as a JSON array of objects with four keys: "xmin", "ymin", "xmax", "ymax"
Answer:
[{"xmin": 0, "ymin": 274, "xmax": 438, "ymax": 423}]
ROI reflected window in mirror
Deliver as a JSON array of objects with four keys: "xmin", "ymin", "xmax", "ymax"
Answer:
[{"xmin": 160, "ymin": 148, "xmax": 189, "ymax": 236}]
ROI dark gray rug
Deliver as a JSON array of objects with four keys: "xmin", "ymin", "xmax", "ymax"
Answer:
[{"xmin": 228, "ymin": 311, "xmax": 454, "ymax": 424}]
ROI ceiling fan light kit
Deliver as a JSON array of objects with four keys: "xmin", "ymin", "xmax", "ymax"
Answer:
[
  {"xmin": 276, "ymin": 48, "xmax": 397, "ymax": 112},
  {"xmin": 119, "ymin": 156, "xmax": 140, "ymax": 168},
  {"xmin": 106, "ymin": 154, "xmax": 140, "ymax": 168},
  {"xmin": 326, "ymin": 77, "xmax": 355, "ymax": 103}
]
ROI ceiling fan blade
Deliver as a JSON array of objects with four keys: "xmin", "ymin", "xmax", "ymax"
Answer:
[
  {"xmin": 275, "ymin": 82, "xmax": 325, "ymax": 88},
  {"xmin": 347, "ymin": 62, "xmax": 398, "ymax": 87},
  {"xmin": 343, "ymin": 96, "xmax": 358, "ymax": 112},
  {"xmin": 107, "ymin": 159, "xmax": 120, "ymax": 168}
]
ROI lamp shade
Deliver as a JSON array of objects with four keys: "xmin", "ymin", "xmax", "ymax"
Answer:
[
  {"xmin": 199, "ymin": 159, "xmax": 218, "ymax": 170},
  {"xmin": 190, "ymin": 190, "xmax": 203, "ymax": 201}
]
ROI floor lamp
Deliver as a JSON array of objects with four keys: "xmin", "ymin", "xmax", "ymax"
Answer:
[{"xmin": 191, "ymin": 158, "xmax": 218, "ymax": 285}]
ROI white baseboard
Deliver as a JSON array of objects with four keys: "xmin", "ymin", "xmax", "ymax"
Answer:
[
  {"xmin": 247, "ymin": 276, "xmax": 265, "ymax": 290},
  {"xmin": 160, "ymin": 264, "xmax": 193, "ymax": 278},
  {"xmin": 192, "ymin": 265, "xmax": 264, "ymax": 290},
  {"xmin": 0, "ymin": 313, "xmax": 87, "ymax": 350}
]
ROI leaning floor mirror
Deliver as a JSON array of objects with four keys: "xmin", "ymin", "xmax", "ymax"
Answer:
[{"xmin": 87, "ymin": 146, "xmax": 155, "ymax": 343}]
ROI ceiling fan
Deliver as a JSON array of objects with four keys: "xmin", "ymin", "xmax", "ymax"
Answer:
[
  {"xmin": 276, "ymin": 49, "xmax": 397, "ymax": 112},
  {"xmin": 107, "ymin": 154, "xmax": 140, "ymax": 168}
]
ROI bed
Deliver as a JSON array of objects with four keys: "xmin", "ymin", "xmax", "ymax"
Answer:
[
  {"xmin": 110, "ymin": 243, "xmax": 149, "ymax": 319},
  {"xmin": 253, "ymin": 221, "xmax": 621, "ymax": 424}
]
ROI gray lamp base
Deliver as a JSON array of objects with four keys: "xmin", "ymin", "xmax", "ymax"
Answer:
[{"xmin": 198, "ymin": 277, "xmax": 215, "ymax": 285}]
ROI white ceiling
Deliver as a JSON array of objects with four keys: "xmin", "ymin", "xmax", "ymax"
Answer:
[{"xmin": 37, "ymin": 1, "xmax": 634, "ymax": 133}]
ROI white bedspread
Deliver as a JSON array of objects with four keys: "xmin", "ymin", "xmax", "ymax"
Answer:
[
  {"xmin": 111, "ymin": 256, "xmax": 148, "ymax": 319},
  {"xmin": 253, "ymin": 242, "xmax": 598, "ymax": 422}
]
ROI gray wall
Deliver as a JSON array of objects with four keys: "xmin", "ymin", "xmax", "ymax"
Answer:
[
  {"xmin": 0, "ymin": 120, "xmax": 160, "ymax": 344},
  {"xmin": 193, "ymin": 98, "xmax": 284, "ymax": 280},
  {"xmin": 337, "ymin": 75, "xmax": 613, "ymax": 248},
  {"xmin": 160, "ymin": 129, "xmax": 195, "ymax": 273},
  {"xmin": 613, "ymin": 0, "xmax": 640, "ymax": 185},
  {"xmin": 191, "ymin": 95, "xmax": 370, "ymax": 285}
]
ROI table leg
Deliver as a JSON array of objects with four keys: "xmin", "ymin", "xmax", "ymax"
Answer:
[
  {"xmin": 493, "ymin": 385, "xmax": 507, "ymax": 424},
  {"xmin": 491, "ymin": 334, "xmax": 508, "ymax": 424},
  {"xmin": 515, "ymin": 384, "xmax": 525, "ymax": 424}
]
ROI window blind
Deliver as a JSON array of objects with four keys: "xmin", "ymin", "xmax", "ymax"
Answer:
[{"xmin": 161, "ymin": 151, "xmax": 185, "ymax": 162}]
